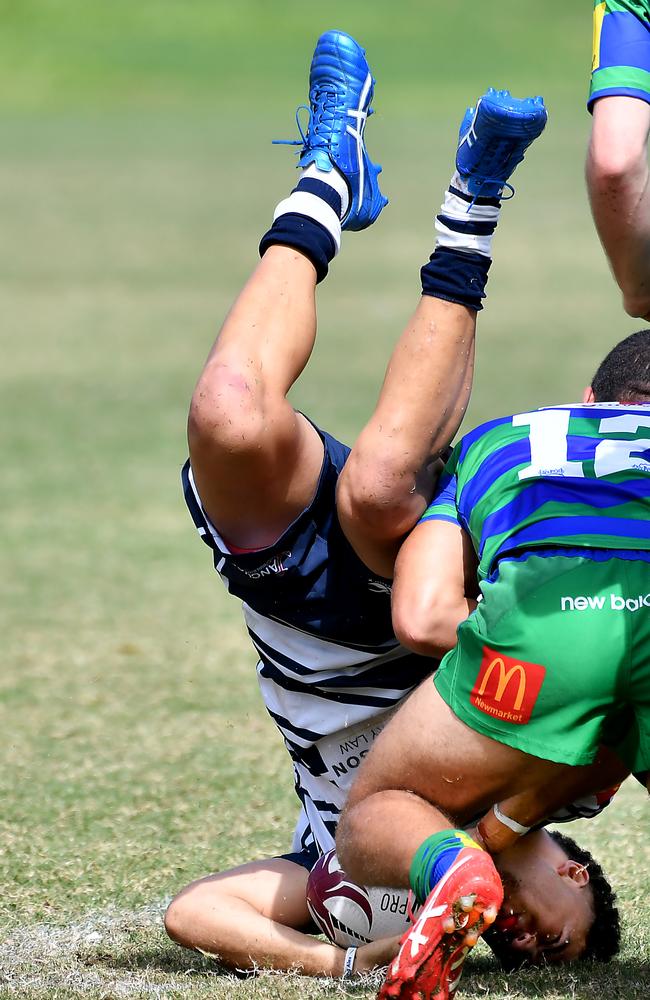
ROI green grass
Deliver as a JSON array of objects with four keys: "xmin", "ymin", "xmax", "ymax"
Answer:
[{"xmin": 1, "ymin": 1, "xmax": 649, "ymax": 997}]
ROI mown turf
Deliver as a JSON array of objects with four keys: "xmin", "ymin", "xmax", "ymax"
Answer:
[{"xmin": 1, "ymin": 2, "xmax": 648, "ymax": 997}]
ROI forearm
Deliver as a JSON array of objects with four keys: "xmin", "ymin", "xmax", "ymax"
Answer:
[
  {"xmin": 587, "ymin": 96, "xmax": 650, "ymax": 317},
  {"xmin": 171, "ymin": 893, "xmax": 344, "ymax": 976},
  {"xmin": 474, "ymin": 747, "xmax": 630, "ymax": 854},
  {"xmin": 392, "ymin": 520, "xmax": 479, "ymax": 657},
  {"xmin": 169, "ymin": 894, "xmax": 399, "ymax": 978}
]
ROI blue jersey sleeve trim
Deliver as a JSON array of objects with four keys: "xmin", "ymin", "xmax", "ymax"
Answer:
[
  {"xmin": 589, "ymin": 84, "xmax": 650, "ymax": 108},
  {"xmin": 420, "ymin": 511, "xmax": 461, "ymax": 527},
  {"xmin": 421, "ymin": 468, "xmax": 460, "ymax": 526}
]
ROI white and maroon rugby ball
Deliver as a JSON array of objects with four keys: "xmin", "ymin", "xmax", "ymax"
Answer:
[{"xmin": 306, "ymin": 849, "xmax": 414, "ymax": 947}]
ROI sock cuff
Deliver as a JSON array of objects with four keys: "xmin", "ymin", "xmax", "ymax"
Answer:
[
  {"xmin": 409, "ymin": 830, "xmax": 481, "ymax": 905},
  {"xmin": 259, "ymin": 214, "xmax": 336, "ymax": 283},
  {"xmin": 421, "ymin": 246, "xmax": 492, "ymax": 311},
  {"xmin": 274, "ymin": 191, "xmax": 342, "ymax": 252}
]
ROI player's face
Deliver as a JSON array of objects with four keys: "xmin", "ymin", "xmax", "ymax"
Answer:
[{"xmin": 486, "ymin": 831, "xmax": 594, "ymax": 966}]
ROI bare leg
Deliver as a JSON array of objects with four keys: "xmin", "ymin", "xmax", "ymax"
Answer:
[
  {"xmin": 188, "ymin": 247, "xmax": 325, "ymax": 549},
  {"xmin": 337, "ymin": 681, "xmax": 574, "ymax": 888},
  {"xmin": 164, "ymin": 858, "xmax": 400, "ymax": 975},
  {"xmin": 338, "ymin": 91, "xmax": 548, "ymax": 578},
  {"xmin": 587, "ymin": 96, "xmax": 650, "ymax": 318},
  {"xmin": 337, "ymin": 298, "xmax": 476, "ymax": 577}
]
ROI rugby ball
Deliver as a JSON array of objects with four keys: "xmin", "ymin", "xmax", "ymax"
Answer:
[{"xmin": 306, "ymin": 849, "xmax": 414, "ymax": 947}]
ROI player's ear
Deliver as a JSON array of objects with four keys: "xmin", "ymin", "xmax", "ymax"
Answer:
[
  {"xmin": 582, "ymin": 386, "xmax": 596, "ymax": 403},
  {"xmin": 558, "ymin": 859, "xmax": 590, "ymax": 887}
]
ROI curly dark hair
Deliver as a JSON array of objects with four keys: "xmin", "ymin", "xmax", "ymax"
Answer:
[
  {"xmin": 484, "ymin": 829, "xmax": 620, "ymax": 970},
  {"xmin": 591, "ymin": 328, "xmax": 650, "ymax": 402},
  {"xmin": 548, "ymin": 830, "xmax": 621, "ymax": 963}
]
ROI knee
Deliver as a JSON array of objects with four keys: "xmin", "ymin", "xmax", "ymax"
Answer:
[
  {"xmin": 335, "ymin": 802, "xmax": 367, "ymax": 881},
  {"xmin": 188, "ymin": 360, "xmax": 272, "ymax": 461}
]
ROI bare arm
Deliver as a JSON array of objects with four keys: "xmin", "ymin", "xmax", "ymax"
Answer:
[
  {"xmin": 392, "ymin": 518, "xmax": 479, "ymax": 658},
  {"xmin": 164, "ymin": 859, "xmax": 400, "ymax": 977},
  {"xmin": 473, "ymin": 746, "xmax": 631, "ymax": 854},
  {"xmin": 586, "ymin": 96, "xmax": 650, "ymax": 318}
]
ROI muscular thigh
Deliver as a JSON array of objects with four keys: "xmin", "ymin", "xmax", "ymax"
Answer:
[
  {"xmin": 346, "ymin": 680, "xmax": 562, "ymax": 823},
  {"xmin": 193, "ymin": 411, "xmax": 325, "ymax": 549}
]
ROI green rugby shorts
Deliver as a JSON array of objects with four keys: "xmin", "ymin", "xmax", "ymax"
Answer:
[{"xmin": 434, "ymin": 552, "xmax": 650, "ymax": 769}]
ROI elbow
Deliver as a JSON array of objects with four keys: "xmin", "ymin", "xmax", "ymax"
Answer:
[
  {"xmin": 164, "ymin": 895, "xmax": 192, "ymax": 948},
  {"xmin": 337, "ymin": 450, "xmax": 424, "ymax": 546},
  {"xmin": 587, "ymin": 135, "xmax": 647, "ymax": 191},
  {"xmin": 392, "ymin": 597, "xmax": 453, "ymax": 659}
]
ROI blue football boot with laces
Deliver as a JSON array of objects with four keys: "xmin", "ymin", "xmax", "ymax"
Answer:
[
  {"xmin": 456, "ymin": 88, "xmax": 547, "ymax": 199},
  {"xmin": 277, "ymin": 30, "xmax": 388, "ymax": 231}
]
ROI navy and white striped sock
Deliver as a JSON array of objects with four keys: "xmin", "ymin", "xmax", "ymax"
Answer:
[
  {"xmin": 259, "ymin": 164, "xmax": 350, "ymax": 283},
  {"xmin": 435, "ymin": 170, "xmax": 500, "ymax": 258},
  {"xmin": 421, "ymin": 170, "xmax": 501, "ymax": 311}
]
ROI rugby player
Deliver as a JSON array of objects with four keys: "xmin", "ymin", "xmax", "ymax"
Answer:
[
  {"xmin": 337, "ymin": 336, "xmax": 650, "ymax": 997},
  {"xmin": 164, "ymin": 28, "xmax": 619, "ymax": 983},
  {"xmin": 587, "ymin": 1, "xmax": 650, "ymax": 317}
]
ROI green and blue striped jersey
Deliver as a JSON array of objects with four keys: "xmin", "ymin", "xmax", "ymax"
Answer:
[
  {"xmin": 422, "ymin": 403, "xmax": 650, "ymax": 580},
  {"xmin": 590, "ymin": 1, "xmax": 650, "ymax": 110}
]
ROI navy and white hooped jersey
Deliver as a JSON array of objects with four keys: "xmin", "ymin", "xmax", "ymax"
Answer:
[{"xmin": 182, "ymin": 424, "xmax": 435, "ymax": 856}]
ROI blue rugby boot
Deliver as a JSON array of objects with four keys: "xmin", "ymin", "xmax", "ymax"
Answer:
[
  {"xmin": 278, "ymin": 30, "xmax": 388, "ymax": 231},
  {"xmin": 455, "ymin": 88, "xmax": 547, "ymax": 199}
]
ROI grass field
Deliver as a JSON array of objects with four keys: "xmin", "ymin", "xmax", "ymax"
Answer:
[{"xmin": 1, "ymin": 1, "xmax": 649, "ymax": 997}]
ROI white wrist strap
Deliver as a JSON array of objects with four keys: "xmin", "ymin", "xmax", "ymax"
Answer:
[
  {"xmin": 493, "ymin": 803, "xmax": 531, "ymax": 836},
  {"xmin": 342, "ymin": 946, "xmax": 357, "ymax": 979}
]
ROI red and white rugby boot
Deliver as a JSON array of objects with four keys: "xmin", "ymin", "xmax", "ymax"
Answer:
[{"xmin": 377, "ymin": 848, "xmax": 503, "ymax": 1000}]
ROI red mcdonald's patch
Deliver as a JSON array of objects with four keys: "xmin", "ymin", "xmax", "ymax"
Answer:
[{"xmin": 470, "ymin": 646, "xmax": 546, "ymax": 725}]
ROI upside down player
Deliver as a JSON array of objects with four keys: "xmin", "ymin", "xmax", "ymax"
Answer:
[
  {"xmin": 337, "ymin": 334, "xmax": 650, "ymax": 997},
  {"xmin": 163, "ymin": 28, "xmax": 622, "ymax": 984}
]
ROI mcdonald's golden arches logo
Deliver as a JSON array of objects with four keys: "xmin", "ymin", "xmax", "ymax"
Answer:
[{"xmin": 470, "ymin": 647, "xmax": 546, "ymax": 724}]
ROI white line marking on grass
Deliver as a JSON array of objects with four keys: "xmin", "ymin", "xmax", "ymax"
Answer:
[
  {"xmin": 0, "ymin": 903, "xmax": 205, "ymax": 997},
  {"xmin": 0, "ymin": 902, "xmax": 387, "ymax": 997}
]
